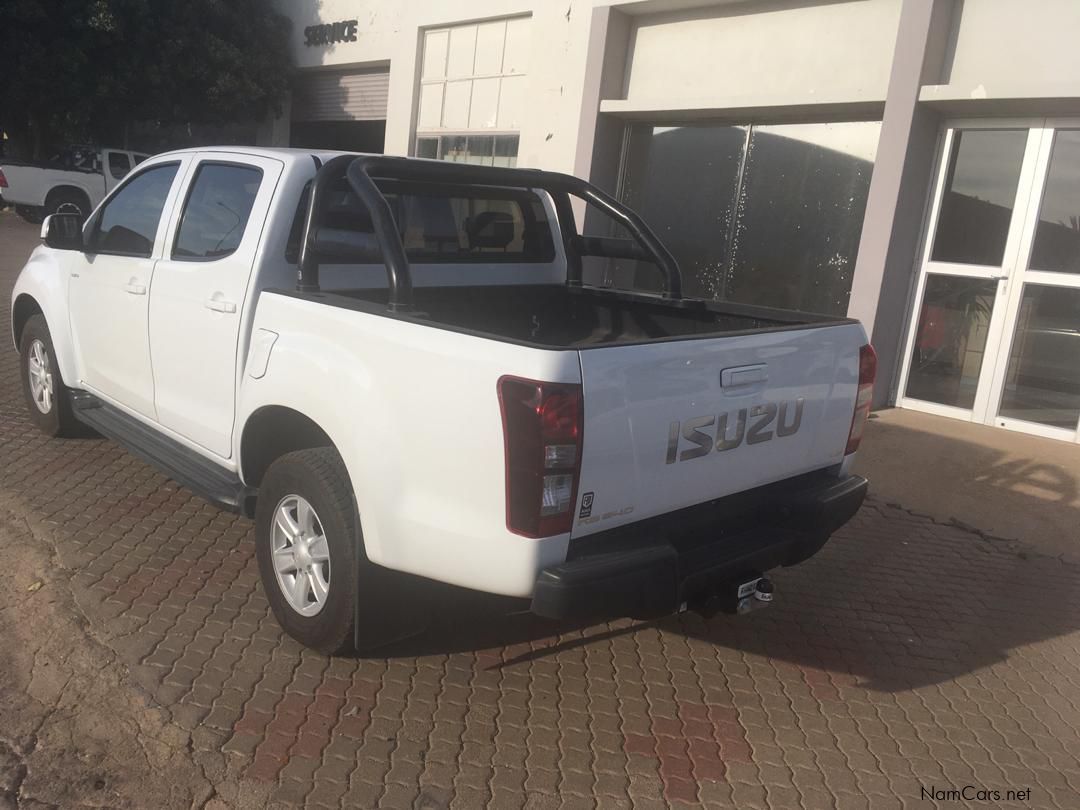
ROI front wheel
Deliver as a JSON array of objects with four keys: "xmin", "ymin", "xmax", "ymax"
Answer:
[
  {"xmin": 19, "ymin": 314, "xmax": 79, "ymax": 437},
  {"xmin": 255, "ymin": 448, "xmax": 358, "ymax": 654}
]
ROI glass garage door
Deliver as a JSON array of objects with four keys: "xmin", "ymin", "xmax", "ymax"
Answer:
[{"xmin": 899, "ymin": 120, "xmax": 1080, "ymax": 443}]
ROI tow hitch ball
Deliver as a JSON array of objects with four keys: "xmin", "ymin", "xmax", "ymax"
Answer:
[{"xmin": 684, "ymin": 575, "xmax": 774, "ymax": 618}]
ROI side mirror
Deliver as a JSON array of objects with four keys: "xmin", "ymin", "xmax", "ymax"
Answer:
[{"xmin": 41, "ymin": 213, "xmax": 85, "ymax": 250}]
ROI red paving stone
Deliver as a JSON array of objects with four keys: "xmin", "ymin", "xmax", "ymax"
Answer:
[{"xmin": 2, "ymin": 213, "xmax": 1080, "ymax": 807}]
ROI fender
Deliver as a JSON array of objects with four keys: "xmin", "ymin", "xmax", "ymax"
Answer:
[
  {"xmin": 234, "ymin": 324, "xmax": 392, "ymax": 565},
  {"xmin": 10, "ymin": 244, "xmax": 79, "ymax": 385},
  {"xmin": 46, "ymin": 181, "xmax": 98, "ymax": 210}
]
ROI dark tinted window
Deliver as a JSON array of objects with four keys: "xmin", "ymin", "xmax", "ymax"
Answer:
[
  {"xmin": 614, "ymin": 121, "xmax": 879, "ymax": 315},
  {"xmin": 998, "ymin": 284, "xmax": 1080, "ymax": 427},
  {"xmin": 931, "ymin": 129, "xmax": 1027, "ymax": 267},
  {"xmin": 89, "ymin": 163, "xmax": 179, "ymax": 257},
  {"xmin": 174, "ymin": 163, "xmax": 263, "ymax": 260},
  {"xmin": 108, "ymin": 152, "xmax": 131, "ymax": 180},
  {"xmin": 1029, "ymin": 130, "xmax": 1080, "ymax": 274},
  {"xmin": 286, "ymin": 178, "xmax": 554, "ymax": 264}
]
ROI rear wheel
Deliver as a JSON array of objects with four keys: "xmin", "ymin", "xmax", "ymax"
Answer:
[
  {"xmin": 19, "ymin": 314, "xmax": 79, "ymax": 437},
  {"xmin": 44, "ymin": 188, "xmax": 90, "ymax": 219},
  {"xmin": 255, "ymin": 448, "xmax": 358, "ymax": 654}
]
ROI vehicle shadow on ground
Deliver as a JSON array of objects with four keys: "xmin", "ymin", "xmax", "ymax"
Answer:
[
  {"xmin": 373, "ymin": 514, "xmax": 1080, "ymax": 693},
  {"xmin": 375, "ymin": 426, "xmax": 1080, "ymax": 694}
]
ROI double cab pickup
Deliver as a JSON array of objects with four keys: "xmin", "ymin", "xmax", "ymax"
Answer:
[{"xmin": 11, "ymin": 148, "xmax": 872, "ymax": 653}]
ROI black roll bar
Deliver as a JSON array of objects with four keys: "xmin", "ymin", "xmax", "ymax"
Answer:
[{"xmin": 297, "ymin": 154, "xmax": 683, "ymax": 311}]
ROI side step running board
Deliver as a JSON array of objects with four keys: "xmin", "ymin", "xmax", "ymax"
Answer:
[{"xmin": 71, "ymin": 391, "xmax": 254, "ymax": 515}]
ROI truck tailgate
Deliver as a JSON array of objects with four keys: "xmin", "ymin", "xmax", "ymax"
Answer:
[{"xmin": 573, "ymin": 322, "xmax": 866, "ymax": 538}]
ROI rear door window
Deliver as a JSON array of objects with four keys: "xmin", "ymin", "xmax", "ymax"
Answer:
[
  {"xmin": 108, "ymin": 152, "xmax": 132, "ymax": 180},
  {"xmin": 173, "ymin": 162, "xmax": 263, "ymax": 260}
]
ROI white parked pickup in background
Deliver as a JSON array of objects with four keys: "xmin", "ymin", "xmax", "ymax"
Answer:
[{"xmin": 0, "ymin": 145, "xmax": 149, "ymax": 223}]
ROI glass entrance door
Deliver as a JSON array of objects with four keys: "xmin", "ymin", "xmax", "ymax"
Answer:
[
  {"xmin": 899, "ymin": 120, "xmax": 1080, "ymax": 443},
  {"xmin": 986, "ymin": 124, "xmax": 1080, "ymax": 440}
]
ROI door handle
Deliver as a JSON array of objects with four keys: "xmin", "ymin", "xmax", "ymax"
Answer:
[
  {"xmin": 721, "ymin": 364, "xmax": 769, "ymax": 388},
  {"xmin": 205, "ymin": 298, "xmax": 237, "ymax": 314},
  {"xmin": 125, "ymin": 282, "xmax": 146, "ymax": 295}
]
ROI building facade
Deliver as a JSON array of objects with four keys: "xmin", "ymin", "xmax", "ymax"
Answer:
[{"xmin": 269, "ymin": 0, "xmax": 1080, "ymax": 445}]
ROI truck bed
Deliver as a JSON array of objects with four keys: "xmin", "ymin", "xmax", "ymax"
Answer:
[{"xmin": 315, "ymin": 284, "xmax": 846, "ymax": 349}]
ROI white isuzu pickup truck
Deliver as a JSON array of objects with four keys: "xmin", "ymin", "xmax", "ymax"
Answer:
[{"xmin": 11, "ymin": 147, "xmax": 874, "ymax": 653}]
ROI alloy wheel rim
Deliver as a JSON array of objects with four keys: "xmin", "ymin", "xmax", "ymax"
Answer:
[
  {"xmin": 55, "ymin": 201, "xmax": 83, "ymax": 216},
  {"xmin": 27, "ymin": 339, "xmax": 54, "ymax": 414},
  {"xmin": 270, "ymin": 494, "xmax": 331, "ymax": 616}
]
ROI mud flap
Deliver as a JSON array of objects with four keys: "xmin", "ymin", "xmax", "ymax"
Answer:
[{"xmin": 351, "ymin": 495, "xmax": 432, "ymax": 653}]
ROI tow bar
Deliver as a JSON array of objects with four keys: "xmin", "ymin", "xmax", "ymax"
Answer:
[{"xmin": 685, "ymin": 574, "xmax": 775, "ymax": 619}]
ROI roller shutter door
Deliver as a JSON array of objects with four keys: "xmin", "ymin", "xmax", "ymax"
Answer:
[{"xmin": 292, "ymin": 69, "xmax": 389, "ymax": 122}]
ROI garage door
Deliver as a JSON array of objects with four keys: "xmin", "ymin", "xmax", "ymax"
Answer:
[{"xmin": 292, "ymin": 69, "xmax": 389, "ymax": 122}]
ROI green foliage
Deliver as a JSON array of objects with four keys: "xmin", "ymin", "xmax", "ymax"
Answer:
[{"xmin": 0, "ymin": 0, "xmax": 293, "ymax": 158}]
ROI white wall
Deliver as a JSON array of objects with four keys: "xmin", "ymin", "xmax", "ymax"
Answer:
[
  {"xmin": 278, "ymin": 0, "xmax": 602, "ymax": 173},
  {"xmin": 621, "ymin": 0, "xmax": 902, "ymax": 109},
  {"xmin": 941, "ymin": 0, "xmax": 1080, "ymax": 93}
]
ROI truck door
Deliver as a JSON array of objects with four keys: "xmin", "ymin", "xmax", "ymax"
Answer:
[
  {"xmin": 68, "ymin": 158, "xmax": 190, "ymax": 417},
  {"xmin": 148, "ymin": 154, "xmax": 283, "ymax": 458}
]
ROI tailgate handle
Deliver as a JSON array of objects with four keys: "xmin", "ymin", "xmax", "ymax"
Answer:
[{"xmin": 721, "ymin": 364, "xmax": 768, "ymax": 388}]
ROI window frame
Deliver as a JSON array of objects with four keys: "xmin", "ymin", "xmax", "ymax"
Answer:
[
  {"xmin": 414, "ymin": 132, "xmax": 520, "ymax": 166},
  {"xmin": 170, "ymin": 160, "xmax": 265, "ymax": 263},
  {"xmin": 414, "ymin": 18, "xmax": 528, "ymax": 161},
  {"xmin": 86, "ymin": 160, "xmax": 183, "ymax": 259}
]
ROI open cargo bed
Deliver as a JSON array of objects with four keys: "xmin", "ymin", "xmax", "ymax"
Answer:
[{"xmin": 304, "ymin": 284, "xmax": 847, "ymax": 349}]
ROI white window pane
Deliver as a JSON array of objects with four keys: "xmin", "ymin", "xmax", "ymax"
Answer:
[
  {"xmin": 422, "ymin": 30, "xmax": 449, "ymax": 80},
  {"xmin": 446, "ymin": 25, "xmax": 477, "ymax": 78},
  {"xmin": 474, "ymin": 21, "xmax": 506, "ymax": 76},
  {"xmin": 417, "ymin": 83, "xmax": 444, "ymax": 130},
  {"xmin": 503, "ymin": 17, "xmax": 531, "ymax": 75},
  {"xmin": 442, "ymin": 80, "xmax": 471, "ymax": 129},
  {"xmin": 496, "ymin": 74, "xmax": 526, "ymax": 129},
  {"xmin": 468, "ymin": 77, "xmax": 500, "ymax": 129}
]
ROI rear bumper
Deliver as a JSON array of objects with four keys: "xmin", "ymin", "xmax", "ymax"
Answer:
[{"xmin": 531, "ymin": 471, "xmax": 867, "ymax": 621}]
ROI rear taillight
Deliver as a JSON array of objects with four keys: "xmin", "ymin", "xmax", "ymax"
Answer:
[
  {"xmin": 498, "ymin": 376, "xmax": 583, "ymax": 537},
  {"xmin": 845, "ymin": 344, "xmax": 877, "ymax": 455},
  {"xmin": 0, "ymin": 169, "xmax": 7, "ymax": 188}
]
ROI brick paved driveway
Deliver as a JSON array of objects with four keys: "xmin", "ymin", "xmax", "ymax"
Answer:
[{"xmin": 2, "ymin": 212, "xmax": 1079, "ymax": 809}]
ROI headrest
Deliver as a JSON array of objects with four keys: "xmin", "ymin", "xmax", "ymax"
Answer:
[{"xmin": 467, "ymin": 210, "xmax": 515, "ymax": 249}]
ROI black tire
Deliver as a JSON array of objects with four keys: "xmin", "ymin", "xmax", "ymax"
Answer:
[
  {"xmin": 44, "ymin": 188, "xmax": 90, "ymax": 218},
  {"xmin": 255, "ymin": 447, "xmax": 359, "ymax": 654},
  {"xmin": 19, "ymin": 314, "xmax": 79, "ymax": 437},
  {"xmin": 15, "ymin": 205, "xmax": 44, "ymax": 225}
]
